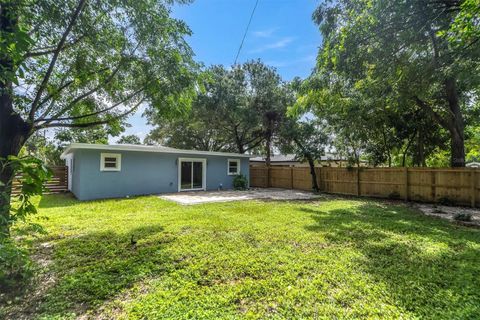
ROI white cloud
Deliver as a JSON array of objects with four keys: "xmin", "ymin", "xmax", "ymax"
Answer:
[
  {"xmin": 265, "ymin": 54, "xmax": 317, "ymax": 69},
  {"xmin": 249, "ymin": 37, "xmax": 294, "ymax": 53},
  {"xmin": 252, "ymin": 28, "xmax": 277, "ymax": 38}
]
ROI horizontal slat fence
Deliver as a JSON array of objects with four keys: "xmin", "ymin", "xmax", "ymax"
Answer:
[
  {"xmin": 12, "ymin": 166, "xmax": 68, "ymax": 195},
  {"xmin": 250, "ymin": 166, "xmax": 479, "ymax": 207}
]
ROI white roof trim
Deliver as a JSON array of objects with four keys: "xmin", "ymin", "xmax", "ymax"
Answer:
[{"xmin": 60, "ymin": 143, "xmax": 252, "ymax": 159}]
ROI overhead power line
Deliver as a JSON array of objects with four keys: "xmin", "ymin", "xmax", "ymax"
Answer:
[{"xmin": 234, "ymin": 0, "xmax": 259, "ymax": 65}]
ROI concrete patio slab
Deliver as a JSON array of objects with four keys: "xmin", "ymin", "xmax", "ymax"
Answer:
[{"xmin": 160, "ymin": 188, "xmax": 320, "ymax": 205}]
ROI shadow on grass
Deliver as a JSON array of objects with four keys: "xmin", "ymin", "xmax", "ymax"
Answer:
[
  {"xmin": 302, "ymin": 203, "xmax": 480, "ymax": 318},
  {"xmin": 9, "ymin": 224, "xmax": 175, "ymax": 319},
  {"xmin": 38, "ymin": 193, "xmax": 79, "ymax": 208}
]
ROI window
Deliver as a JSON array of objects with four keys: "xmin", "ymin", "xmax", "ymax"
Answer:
[
  {"xmin": 100, "ymin": 153, "xmax": 121, "ymax": 171},
  {"xmin": 227, "ymin": 159, "xmax": 240, "ymax": 175}
]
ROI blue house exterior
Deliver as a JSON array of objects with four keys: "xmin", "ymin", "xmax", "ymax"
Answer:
[{"xmin": 60, "ymin": 143, "xmax": 251, "ymax": 201}]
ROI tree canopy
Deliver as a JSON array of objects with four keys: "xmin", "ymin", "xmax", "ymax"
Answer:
[
  {"xmin": 117, "ymin": 134, "xmax": 141, "ymax": 145},
  {"xmin": 1, "ymin": 0, "xmax": 198, "ymax": 153},
  {"xmin": 303, "ymin": 0, "xmax": 480, "ymax": 167},
  {"xmin": 146, "ymin": 61, "xmax": 295, "ymax": 158}
]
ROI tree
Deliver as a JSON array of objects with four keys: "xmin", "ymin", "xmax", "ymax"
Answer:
[
  {"xmin": 442, "ymin": 0, "xmax": 480, "ymax": 46},
  {"xmin": 278, "ymin": 117, "xmax": 328, "ymax": 192},
  {"xmin": 239, "ymin": 61, "xmax": 293, "ymax": 165},
  {"xmin": 146, "ymin": 64, "xmax": 263, "ymax": 153},
  {"xmin": 296, "ymin": 71, "xmax": 450, "ymax": 168},
  {"xmin": 146, "ymin": 61, "xmax": 293, "ymax": 156},
  {"xmin": 117, "ymin": 134, "xmax": 141, "ymax": 145},
  {"xmin": 55, "ymin": 126, "xmax": 116, "ymax": 145},
  {"xmin": 466, "ymin": 125, "xmax": 480, "ymax": 163},
  {"xmin": 144, "ymin": 94, "xmax": 234, "ymax": 151},
  {"xmin": 0, "ymin": 0, "xmax": 198, "ymax": 236},
  {"xmin": 206, "ymin": 64, "xmax": 265, "ymax": 154},
  {"xmin": 312, "ymin": 0, "xmax": 480, "ymax": 167},
  {"xmin": 21, "ymin": 131, "xmax": 63, "ymax": 166}
]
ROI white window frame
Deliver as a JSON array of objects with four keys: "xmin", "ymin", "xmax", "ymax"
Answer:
[
  {"xmin": 100, "ymin": 153, "xmax": 121, "ymax": 171},
  {"xmin": 227, "ymin": 159, "xmax": 241, "ymax": 175},
  {"xmin": 178, "ymin": 157, "xmax": 207, "ymax": 192}
]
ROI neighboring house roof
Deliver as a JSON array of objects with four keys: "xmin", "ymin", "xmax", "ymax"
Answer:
[
  {"xmin": 466, "ymin": 162, "xmax": 480, "ymax": 168},
  {"xmin": 60, "ymin": 143, "xmax": 252, "ymax": 159},
  {"xmin": 250, "ymin": 154, "xmax": 298, "ymax": 163},
  {"xmin": 250, "ymin": 153, "xmax": 346, "ymax": 163}
]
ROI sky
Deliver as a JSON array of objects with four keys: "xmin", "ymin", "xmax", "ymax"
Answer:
[{"xmin": 120, "ymin": 0, "xmax": 322, "ymax": 143}]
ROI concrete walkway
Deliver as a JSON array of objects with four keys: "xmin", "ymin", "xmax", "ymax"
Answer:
[{"xmin": 160, "ymin": 188, "xmax": 320, "ymax": 205}]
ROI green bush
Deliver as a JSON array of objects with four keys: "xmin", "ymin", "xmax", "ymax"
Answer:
[
  {"xmin": 0, "ymin": 156, "xmax": 51, "ymax": 295},
  {"xmin": 438, "ymin": 196, "xmax": 455, "ymax": 206},
  {"xmin": 388, "ymin": 191, "xmax": 401, "ymax": 199},
  {"xmin": 233, "ymin": 174, "xmax": 248, "ymax": 190},
  {"xmin": 0, "ymin": 239, "xmax": 32, "ymax": 294}
]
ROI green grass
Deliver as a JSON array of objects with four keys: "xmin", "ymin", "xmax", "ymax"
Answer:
[{"xmin": 2, "ymin": 194, "xmax": 480, "ymax": 319}]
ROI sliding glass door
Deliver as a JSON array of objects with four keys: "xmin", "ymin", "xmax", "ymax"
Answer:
[
  {"xmin": 180, "ymin": 161, "xmax": 193, "ymax": 190},
  {"xmin": 179, "ymin": 158, "xmax": 206, "ymax": 191}
]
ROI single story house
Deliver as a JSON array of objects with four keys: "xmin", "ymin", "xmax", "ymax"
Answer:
[{"xmin": 60, "ymin": 143, "xmax": 250, "ymax": 200}]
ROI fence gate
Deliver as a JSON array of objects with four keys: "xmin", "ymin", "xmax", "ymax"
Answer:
[{"xmin": 12, "ymin": 165, "xmax": 68, "ymax": 195}]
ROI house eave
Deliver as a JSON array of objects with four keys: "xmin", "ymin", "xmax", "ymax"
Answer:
[{"xmin": 60, "ymin": 143, "xmax": 253, "ymax": 160}]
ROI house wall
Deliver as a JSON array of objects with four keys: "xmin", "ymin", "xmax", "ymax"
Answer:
[{"xmin": 70, "ymin": 149, "xmax": 249, "ymax": 200}]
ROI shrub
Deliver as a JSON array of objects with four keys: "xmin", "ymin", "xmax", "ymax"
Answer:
[
  {"xmin": 233, "ymin": 174, "xmax": 248, "ymax": 190},
  {"xmin": 0, "ymin": 239, "xmax": 33, "ymax": 294},
  {"xmin": 453, "ymin": 212, "xmax": 473, "ymax": 222},
  {"xmin": 0, "ymin": 156, "xmax": 51, "ymax": 294},
  {"xmin": 438, "ymin": 196, "xmax": 455, "ymax": 206},
  {"xmin": 388, "ymin": 191, "xmax": 401, "ymax": 200}
]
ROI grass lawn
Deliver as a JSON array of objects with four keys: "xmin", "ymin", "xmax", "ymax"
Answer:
[{"xmin": 2, "ymin": 194, "xmax": 480, "ymax": 319}]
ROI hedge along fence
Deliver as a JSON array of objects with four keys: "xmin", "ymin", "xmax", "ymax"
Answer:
[
  {"xmin": 12, "ymin": 166, "xmax": 68, "ymax": 195},
  {"xmin": 249, "ymin": 166, "xmax": 480, "ymax": 208}
]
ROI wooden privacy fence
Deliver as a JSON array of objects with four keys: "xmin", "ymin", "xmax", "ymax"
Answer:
[
  {"xmin": 12, "ymin": 166, "xmax": 68, "ymax": 195},
  {"xmin": 250, "ymin": 166, "xmax": 480, "ymax": 208}
]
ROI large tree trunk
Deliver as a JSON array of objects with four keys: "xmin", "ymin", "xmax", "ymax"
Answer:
[
  {"xmin": 445, "ymin": 78, "xmax": 465, "ymax": 167},
  {"xmin": 306, "ymin": 155, "xmax": 319, "ymax": 192},
  {"xmin": 416, "ymin": 130, "xmax": 426, "ymax": 167},
  {"xmin": 1, "ymin": 2, "xmax": 31, "ymax": 237},
  {"xmin": 450, "ymin": 128, "xmax": 465, "ymax": 167},
  {"xmin": 265, "ymin": 137, "xmax": 271, "ymax": 167},
  {"xmin": 402, "ymin": 129, "xmax": 417, "ymax": 167},
  {"xmin": 264, "ymin": 117, "xmax": 275, "ymax": 167},
  {"xmin": 293, "ymin": 137, "xmax": 319, "ymax": 192},
  {"xmin": 233, "ymin": 127, "xmax": 245, "ymax": 154},
  {"xmin": 414, "ymin": 77, "xmax": 466, "ymax": 167},
  {"xmin": 0, "ymin": 91, "xmax": 31, "ymax": 237},
  {"xmin": 0, "ymin": 1, "xmax": 32, "ymax": 236}
]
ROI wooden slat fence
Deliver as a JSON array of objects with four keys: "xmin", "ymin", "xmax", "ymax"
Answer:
[
  {"xmin": 12, "ymin": 166, "xmax": 68, "ymax": 195},
  {"xmin": 250, "ymin": 166, "xmax": 480, "ymax": 208}
]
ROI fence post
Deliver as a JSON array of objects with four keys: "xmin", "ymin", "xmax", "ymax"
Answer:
[
  {"xmin": 404, "ymin": 167, "xmax": 409, "ymax": 201},
  {"xmin": 356, "ymin": 167, "xmax": 361, "ymax": 196},
  {"xmin": 60, "ymin": 166, "xmax": 67, "ymax": 187},
  {"xmin": 471, "ymin": 168, "xmax": 476, "ymax": 208},
  {"xmin": 431, "ymin": 170, "xmax": 436, "ymax": 202},
  {"xmin": 266, "ymin": 166, "xmax": 270, "ymax": 188},
  {"xmin": 290, "ymin": 167, "xmax": 294, "ymax": 189},
  {"xmin": 317, "ymin": 167, "xmax": 322, "ymax": 192}
]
